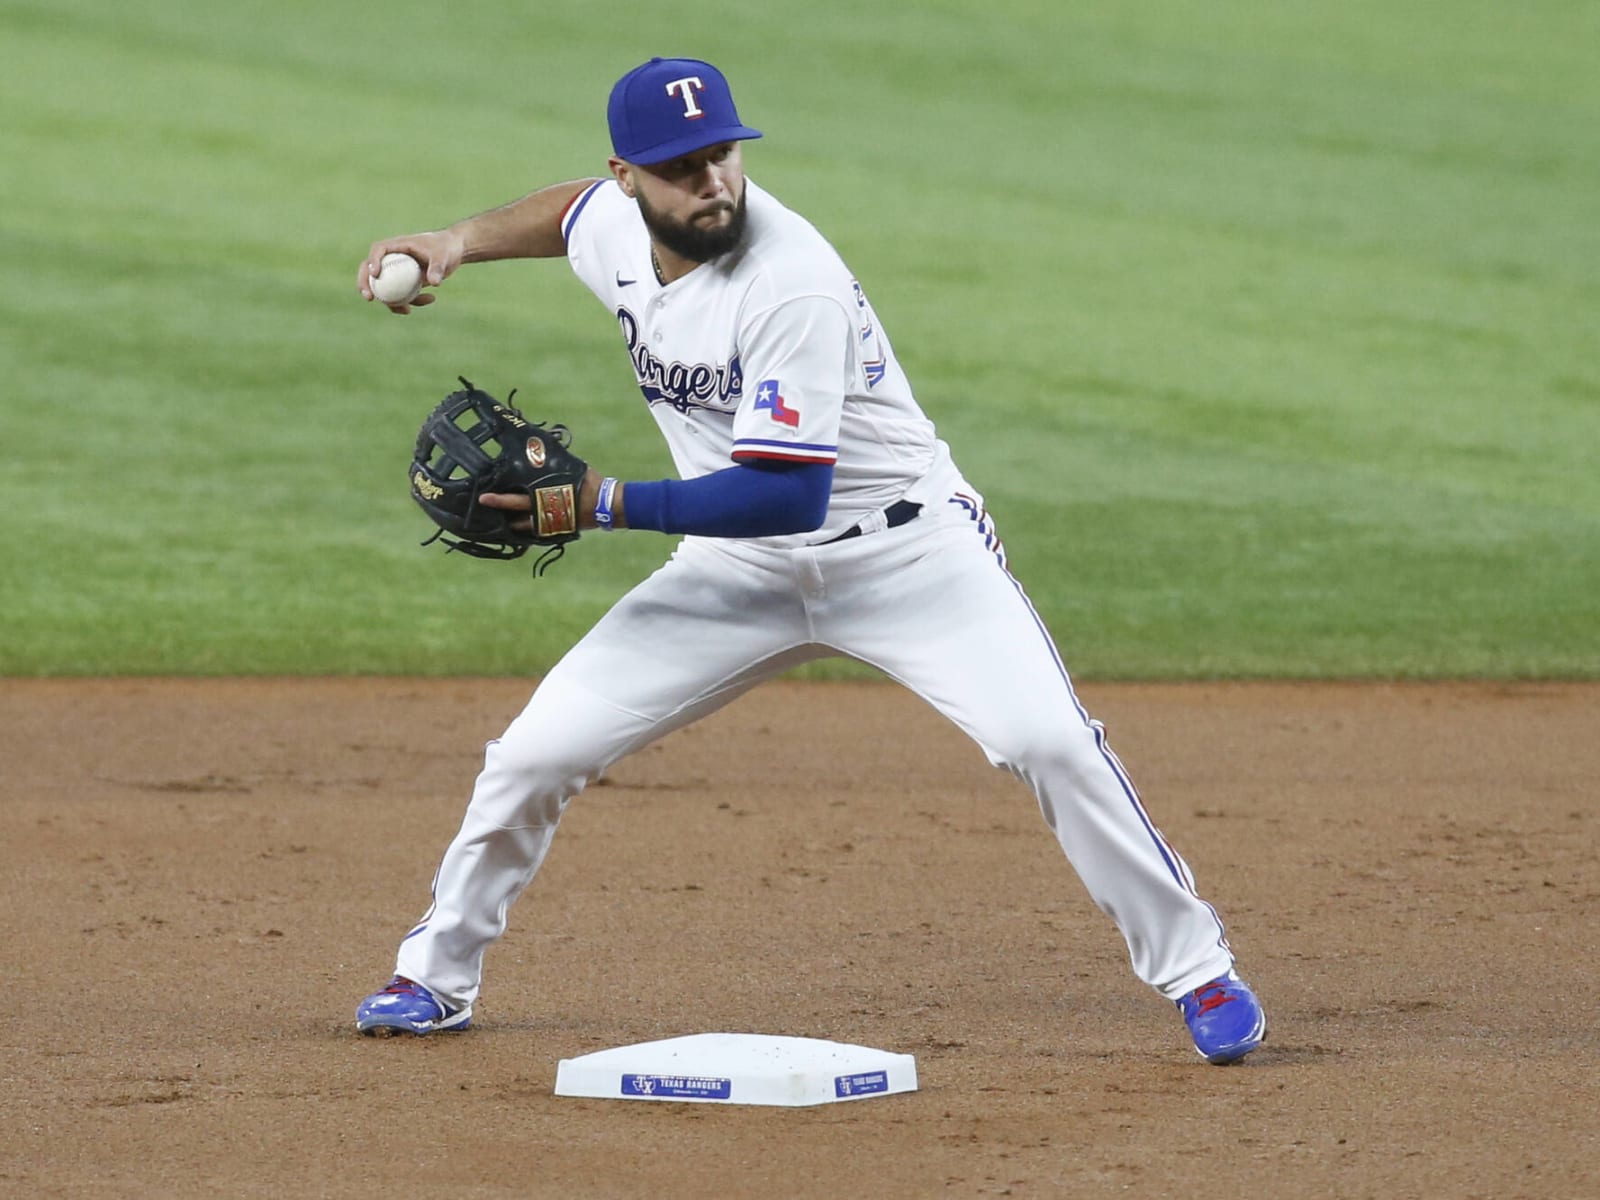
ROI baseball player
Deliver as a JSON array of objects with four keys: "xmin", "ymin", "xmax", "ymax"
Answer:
[{"xmin": 353, "ymin": 57, "xmax": 1266, "ymax": 1063}]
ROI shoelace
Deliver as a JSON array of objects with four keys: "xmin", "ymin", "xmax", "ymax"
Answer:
[
  {"xmin": 1190, "ymin": 980, "xmax": 1235, "ymax": 1014},
  {"xmin": 380, "ymin": 977, "xmax": 425, "ymax": 996}
]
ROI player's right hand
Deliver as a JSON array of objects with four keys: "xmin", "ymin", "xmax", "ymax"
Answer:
[{"xmin": 358, "ymin": 229, "xmax": 467, "ymax": 314}]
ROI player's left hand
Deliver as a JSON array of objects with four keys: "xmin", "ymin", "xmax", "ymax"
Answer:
[
  {"xmin": 480, "ymin": 469, "xmax": 605, "ymax": 532},
  {"xmin": 476, "ymin": 491, "xmax": 532, "ymax": 533}
]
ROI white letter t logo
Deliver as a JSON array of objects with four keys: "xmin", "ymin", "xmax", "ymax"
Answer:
[{"xmin": 665, "ymin": 76, "xmax": 706, "ymax": 119}]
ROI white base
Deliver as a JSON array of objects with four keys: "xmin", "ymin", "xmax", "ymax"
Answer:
[{"xmin": 554, "ymin": 1033, "xmax": 918, "ymax": 1107}]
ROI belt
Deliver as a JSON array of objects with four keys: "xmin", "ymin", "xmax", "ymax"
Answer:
[{"xmin": 818, "ymin": 499, "xmax": 923, "ymax": 545}]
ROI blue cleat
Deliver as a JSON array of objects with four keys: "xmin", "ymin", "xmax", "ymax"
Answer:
[
  {"xmin": 1177, "ymin": 971, "xmax": 1266, "ymax": 1064},
  {"xmin": 355, "ymin": 975, "xmax": 473, "ymax": 1036}
]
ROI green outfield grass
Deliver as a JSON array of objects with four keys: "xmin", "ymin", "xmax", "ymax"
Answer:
[{"xmin": 2, "ymin": 0, "xmax": 1596, "ymax": 678}]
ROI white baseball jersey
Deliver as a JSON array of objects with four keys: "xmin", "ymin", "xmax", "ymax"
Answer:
[{"xmin": 560, "ymin": 178, "xmax": 962, "ymax": 544}]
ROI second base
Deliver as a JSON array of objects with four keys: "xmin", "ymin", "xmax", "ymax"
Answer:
[{"xmin": 553, "ymin": 1032, "xmax": 918, "ymax": 1107}]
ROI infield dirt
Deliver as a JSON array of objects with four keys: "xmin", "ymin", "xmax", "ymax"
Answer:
[{"xmin": 3, "ymin": 679, "xmax": 1596, "ymax": 1198}]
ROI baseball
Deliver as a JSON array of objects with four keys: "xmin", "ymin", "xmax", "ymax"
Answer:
[{"xmin": 371, "ymin": 252, "xmax": 424, "ymax": 305}]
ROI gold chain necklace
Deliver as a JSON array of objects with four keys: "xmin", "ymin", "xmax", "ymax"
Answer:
[{"xmin": 650, "ymin": 244, "xmax": 664, "ymax": 284}]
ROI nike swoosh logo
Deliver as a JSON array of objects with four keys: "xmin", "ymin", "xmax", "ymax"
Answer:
[{"xmin": 616, "ymin": 273, "xmax": 636, "ymax": 287}]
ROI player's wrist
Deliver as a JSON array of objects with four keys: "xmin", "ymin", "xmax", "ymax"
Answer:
[{"xmin": 594, "ymin": 476, "xmax": 622, "ymax": 531}]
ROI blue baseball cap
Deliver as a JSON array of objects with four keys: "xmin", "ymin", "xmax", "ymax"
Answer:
[{"xmin": 607, "ymin": 57, "xmax": 763, "ymax": 165}]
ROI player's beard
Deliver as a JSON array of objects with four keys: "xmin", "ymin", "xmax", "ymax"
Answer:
[{"xmin": 636, "ymin": 188, "xmax": 749, "ymax": 263}]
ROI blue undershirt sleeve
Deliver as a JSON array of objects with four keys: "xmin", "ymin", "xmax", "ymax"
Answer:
[{"xmin": 622, "ymin": 461, "xmax": 833, "ymax": 537}]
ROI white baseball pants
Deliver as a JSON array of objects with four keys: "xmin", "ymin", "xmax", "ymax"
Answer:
[{"xmin": 395, "ymin": 493, "xmax": 1235, "ymax": 1008}]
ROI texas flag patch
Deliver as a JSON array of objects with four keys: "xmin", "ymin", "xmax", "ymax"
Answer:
[{"xmin": 752, "ymin": 378, "xmax": 799, "ymax": 427}]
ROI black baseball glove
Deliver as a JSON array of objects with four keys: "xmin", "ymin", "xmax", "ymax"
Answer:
[{"xmin": 409, "ymin": 377, "xmax": 588, "ymax": 574}]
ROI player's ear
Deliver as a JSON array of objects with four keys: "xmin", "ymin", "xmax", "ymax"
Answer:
[{"xmin": 608, "ymin": 157, "xmax": 635, "ymax": 199}]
